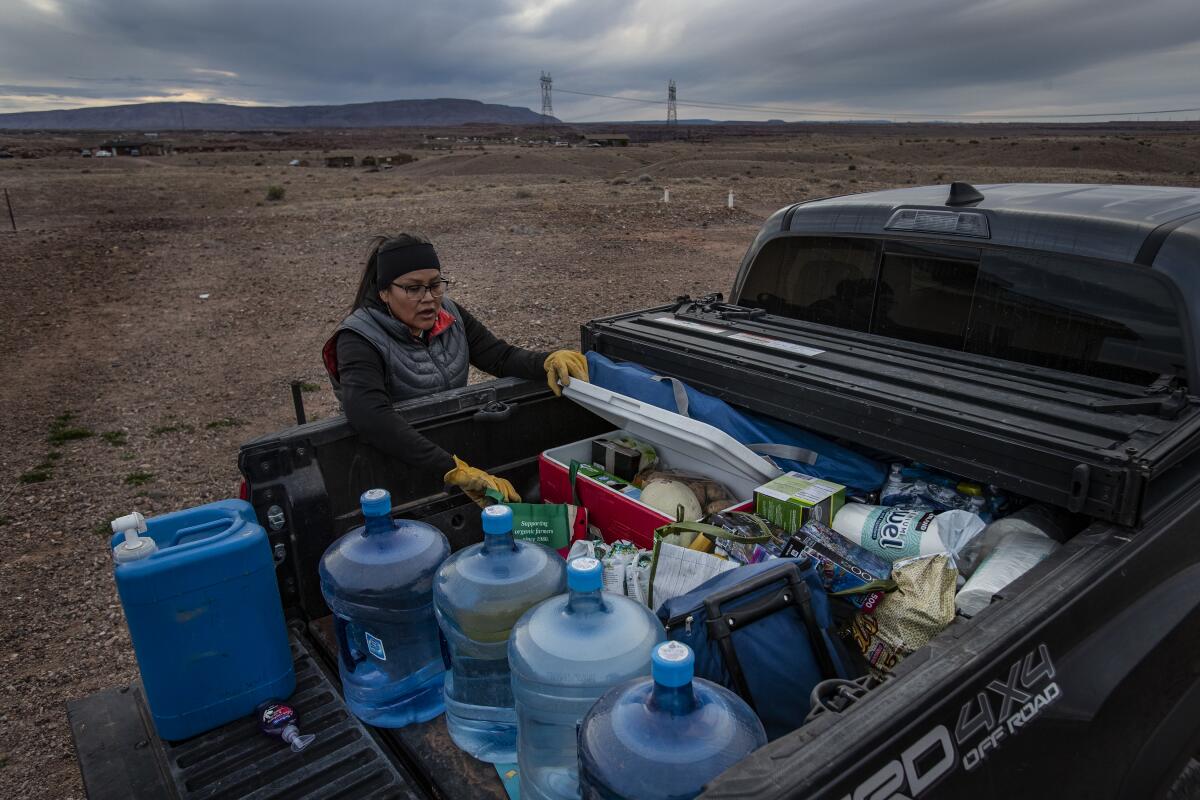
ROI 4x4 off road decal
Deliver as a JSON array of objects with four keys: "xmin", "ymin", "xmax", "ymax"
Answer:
[
  {"xmin": 840, "ymin": 644, "xmax": 1060, "ymax": 800},
  {"xmin": 956, "ymin": 643, "xmax": 1059, "ymax": 771}
]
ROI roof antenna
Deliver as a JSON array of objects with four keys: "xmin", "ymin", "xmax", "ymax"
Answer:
[{"xmin": 946, "ymin": 181, "xmax": 985, "ymax": 206}]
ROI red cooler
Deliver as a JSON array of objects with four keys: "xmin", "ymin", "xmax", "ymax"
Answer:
[{"xmin": 540, "ymin": 380, "xmax": 781, "ymax": 549}]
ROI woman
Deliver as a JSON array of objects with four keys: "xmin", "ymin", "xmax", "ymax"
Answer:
[{"xmin": 323, "ymin": 234, "xmax": 588, "ymax": 506}]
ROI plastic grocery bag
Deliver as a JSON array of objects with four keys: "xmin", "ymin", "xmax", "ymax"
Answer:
[
  {"xmin": 844, "ymin": 554, "xmax": 957, "ymax": 677},
  {"xmin": 648, "ymin": 520, "xmax": 759, "ymax": 610},
  {"xmin": 634, "ymin": 468, "xmax": 737, "ymax": 520},
  {"xmin": 955, "ymin": 531, "xmax": 1059, "ymax": 616},
  {"xmin": 567, "ymin": 539, "xmax": 653, "ymax": 604}
]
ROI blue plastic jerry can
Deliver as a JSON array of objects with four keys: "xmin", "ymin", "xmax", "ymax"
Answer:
[{"xmin": 110, "ymin": 500, "xmax": 295, "ymax": 741}]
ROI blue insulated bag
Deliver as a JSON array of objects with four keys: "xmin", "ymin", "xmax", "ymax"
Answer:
[
  {"xmin": 655, "ymin": 558, "xmax": 855, "ymax": 740},
  {"xmin": 586, "ymin": 351, "xmax": 886, "ymax": 493}
]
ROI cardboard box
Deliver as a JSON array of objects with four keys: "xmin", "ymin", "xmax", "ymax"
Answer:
[
  {"xmin": 754, "ymin": 472, "xmax": 845, "ymax": 533},
  {"xmin": 590, "ymin": 438, "xmax": 642, "ymax": 481},
  {"xmin": 781, "ymin": 520, "xmax": 889, "ymax": 611}
]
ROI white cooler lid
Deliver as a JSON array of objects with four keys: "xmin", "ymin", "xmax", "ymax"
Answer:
[{"xmin": 562, "ymin": 380, "xmax": 781, "ymax": 486}]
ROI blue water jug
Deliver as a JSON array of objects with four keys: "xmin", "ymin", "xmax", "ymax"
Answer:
[
  {"xmin": 319, "ymin": 488, "xmax": 450, "ymax": 728},
  {"xmin": 578, "ymin": 641, "xmax": 768, "ymax": 800},
  {"xmin": 434, "ymin": 505, "xmax": 566, "ymax": 762},
  {"xmin": 110, "ymin": 501, "xmax": 294, "ymax": 741},
  {"xmin": 509, "ymin": 557, "xmax": 665, "ymax": 800}
]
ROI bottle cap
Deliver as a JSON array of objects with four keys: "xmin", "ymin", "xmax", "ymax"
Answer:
[
  {"xmin": 111, "ymin": 512, "xmax": 158, "ymax": 563},
  {"xmin": 482, "ymin": 504, "xmax": 513, "ymax": 535},
  {"xmin": 360, "ymin": 488, "xmax": 391, "ymax": 517},
  {"xmin": 652, "ymin": 641, "xmax": 694, "ymax": 687},
  {"xmin": 567, "ymin": 557, "xmax": 603, "ymax": 592}
]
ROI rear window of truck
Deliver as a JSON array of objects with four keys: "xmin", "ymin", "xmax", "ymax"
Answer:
[{"xmin": 739, "ymin": 236, "xmax": 1187, "ymax": 385}]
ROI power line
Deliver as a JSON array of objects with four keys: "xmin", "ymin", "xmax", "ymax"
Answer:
[{"xmin": 553, "ymin": 86, "xmax": 1200, "ymax": 121}]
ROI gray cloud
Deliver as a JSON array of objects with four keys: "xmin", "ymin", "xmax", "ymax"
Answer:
[{"xmin": 1, "ymin": 0, "xmax": 1198, "ymax": 120}]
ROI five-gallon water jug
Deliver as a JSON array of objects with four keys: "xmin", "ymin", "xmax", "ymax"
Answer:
[
  {"xmin": 110, "ymin": 501, "xmax": 295, "ymax": 741},
  {"xmin": 434, "ymin": 505, "xmax": 567, "ymax": 762},
  {"xmin": 578, "ymin": 641, "xmax": 767, "ymax": 800},
  {"xmin": 319, "ymin": 488, "xmax": 450, "ymax": 727},
  {"xmin": 509, "ymin": 557, "xmax": 665, "ymax": 800}
]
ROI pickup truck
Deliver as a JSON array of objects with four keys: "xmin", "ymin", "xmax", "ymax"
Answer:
[{"xmin": 69, "ymin": 182, "xmax": 1200, "ymax": 800}]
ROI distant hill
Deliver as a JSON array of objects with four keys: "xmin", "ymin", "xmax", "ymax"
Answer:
[{"xmin": 0, "ymin": 98, "xmax": 554, "ymax": 131}]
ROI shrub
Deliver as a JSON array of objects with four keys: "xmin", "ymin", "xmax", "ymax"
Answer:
[
  {"xmin": 637, "ymin": 174, "xmax": 653, "ymax": 183},
  {"xmin": 610, "ymin": 177, "xmax": 628, "ymax": 185},
  {"xmin": 124, "ymin": 471, "xmax": 155, "ymax": 487},
  {"xmin": 48, "ymin": 412, "xmax": 92, "ymax": 444},
  {"xmin": 266, "ymin": 185, "xmax": 285, "ymax": 202},
  {"xmin": 514, "ymin": 189, "xmax": 533, "ymax": 199}
]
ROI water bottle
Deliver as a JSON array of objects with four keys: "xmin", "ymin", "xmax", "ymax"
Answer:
[
  {"xmin": 509, "ymin": 557, "xmax": 665, "ymax": 800},
  {"xmin": 433, "ymin": 505, "xmax": 566, "ymax": 763},
  {"xmin": 578, "ymin": 641, "xmax": 767, "ymax": 800},
  {"xmin": 879, "ymin": 463, "xmax": 912, "ymax": 506},
  {"xmin": 319, "ymin": 488, "xmax": 450, "ymax": 728}
]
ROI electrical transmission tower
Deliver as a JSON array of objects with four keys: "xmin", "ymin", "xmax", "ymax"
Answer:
[
  {"xmin": 540, "ymin": 71, "xmax": 553, "ymax": 126},
  {"xmin": 667, "ymin": 80, "xmax": 678, "ymax": 125}
]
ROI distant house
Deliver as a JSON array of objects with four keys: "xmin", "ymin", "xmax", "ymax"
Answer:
[
  {"xmin": 99, "ymin": 139, "xmax": 173, "ymax": 156},
  {"xmin": 325, "ymin": 156, "xmax": 355, "ymax": 168},
  {"xmin": 583, "ymin": 134, "xmax": 630, "ymax": 147}
]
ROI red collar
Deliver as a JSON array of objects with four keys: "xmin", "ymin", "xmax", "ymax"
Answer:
[{"xmin": 429, "ymin": 307, "xmax": 456, "ymax": 338}]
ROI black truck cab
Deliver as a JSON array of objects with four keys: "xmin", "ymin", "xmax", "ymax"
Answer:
[{"xmin": 70, "ymin": 184, "xmax": 1200, "ymax": 800}]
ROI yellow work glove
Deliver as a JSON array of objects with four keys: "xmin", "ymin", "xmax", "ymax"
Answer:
[
  {"xmin": 443, "ymin": 455, "xmax": 521, "ymax": 508},
  {"xmin": 544, "ymin": 350, "xmax": 589, "ymax": 397}
]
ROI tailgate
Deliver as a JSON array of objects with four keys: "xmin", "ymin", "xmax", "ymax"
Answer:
[
  {"xmin": 68, "ymin": 632, "xmax": 422, "ymax": 800},
  {"xmin": 582, "ymin": 299, "xmax": 1200, "ymax": 526}
]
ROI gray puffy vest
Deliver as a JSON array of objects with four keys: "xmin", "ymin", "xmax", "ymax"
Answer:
[{"xmin": 331, "ymin": 298, "xmax": 470, "ymax": 402}]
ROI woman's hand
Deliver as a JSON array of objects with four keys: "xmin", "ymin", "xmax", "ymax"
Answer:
[
  {"xmin": 544, "ymin": 350, "xmax": 589, "ymax": 396},
  {"xmin": 444, "ymin": 455, "xmax": 521, "ymax": 507}
]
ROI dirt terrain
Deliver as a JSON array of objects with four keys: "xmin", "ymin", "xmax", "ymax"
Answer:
[{"xmin": 1, "ymin": 122, "xmax": 1199, "ymax": 799}]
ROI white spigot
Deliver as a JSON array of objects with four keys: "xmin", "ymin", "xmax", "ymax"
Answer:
[{"xmin": 112, "ymin": 512, "xmax": 158, "ymax": 563}]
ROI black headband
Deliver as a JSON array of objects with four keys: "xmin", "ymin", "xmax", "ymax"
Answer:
[{"xmin": 376, "ymin": 242, "xmax": 441, "ymax": 292}]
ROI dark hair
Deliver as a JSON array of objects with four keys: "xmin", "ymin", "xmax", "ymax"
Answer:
[{"xmin": 350, "ymin": 233, "xmax": 433, "ymax": 312}]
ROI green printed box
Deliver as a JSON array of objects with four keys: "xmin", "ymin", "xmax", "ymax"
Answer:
[{"xmin": 754, "ymin": 472, "xmax": 845, "ymax": 533}]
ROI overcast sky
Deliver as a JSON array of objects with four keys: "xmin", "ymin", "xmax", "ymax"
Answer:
[{"xmin": 3, "ymin": 0, "xmax": 1199, "ymax": 121}]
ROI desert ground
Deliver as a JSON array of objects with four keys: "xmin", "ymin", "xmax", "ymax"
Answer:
[{"xmin": 2, "ymin": 122, "xmax": 1199, "ymax": 798}]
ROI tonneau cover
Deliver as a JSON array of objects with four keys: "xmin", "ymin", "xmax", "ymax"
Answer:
[{"xmin": 582, "ymin": 298, "xmax": 1200, "ymax": 526}]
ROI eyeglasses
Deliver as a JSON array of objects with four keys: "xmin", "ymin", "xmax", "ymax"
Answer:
[{"xmin": 391, "ymin": 278, "xmax": 450, "ymax": 300}]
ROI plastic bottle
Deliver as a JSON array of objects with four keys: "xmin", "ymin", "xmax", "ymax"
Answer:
[
  {"xmin": 879, "ymin": 464, "xmax": 990, "ymax": 516},
  {"xmin": 578, "ymin": 641, "xmax": 767, "ymax": 800},
  {"xmin": 955, "ymin": 530, "xmax": 1059, "ymax": 616},
  {"xmin": 433, "ymin": 505, "xmax": 567, "ymax": 763},
  {"xmin": 256, "ymin": 700, "xmax": 315, "ymax": 752},
  {"xmin": 956, "ymin": 504, "xmax": 1065, "ymax": 577},
  {"xmin": 509, "ymin": 557, "xmax": 666, "ymax": 800},
  {"xmin": 879, "ymin": 463, "xmax": 912, "ymax": 506},
  {"xmin": 319, "ymin": 488, "xmax": 450, "ymax": 728}
]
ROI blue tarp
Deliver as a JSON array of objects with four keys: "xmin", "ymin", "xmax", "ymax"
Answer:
[{"xmin": 586, "ymin": 351, "xmax": 886, "ymax": 493}]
